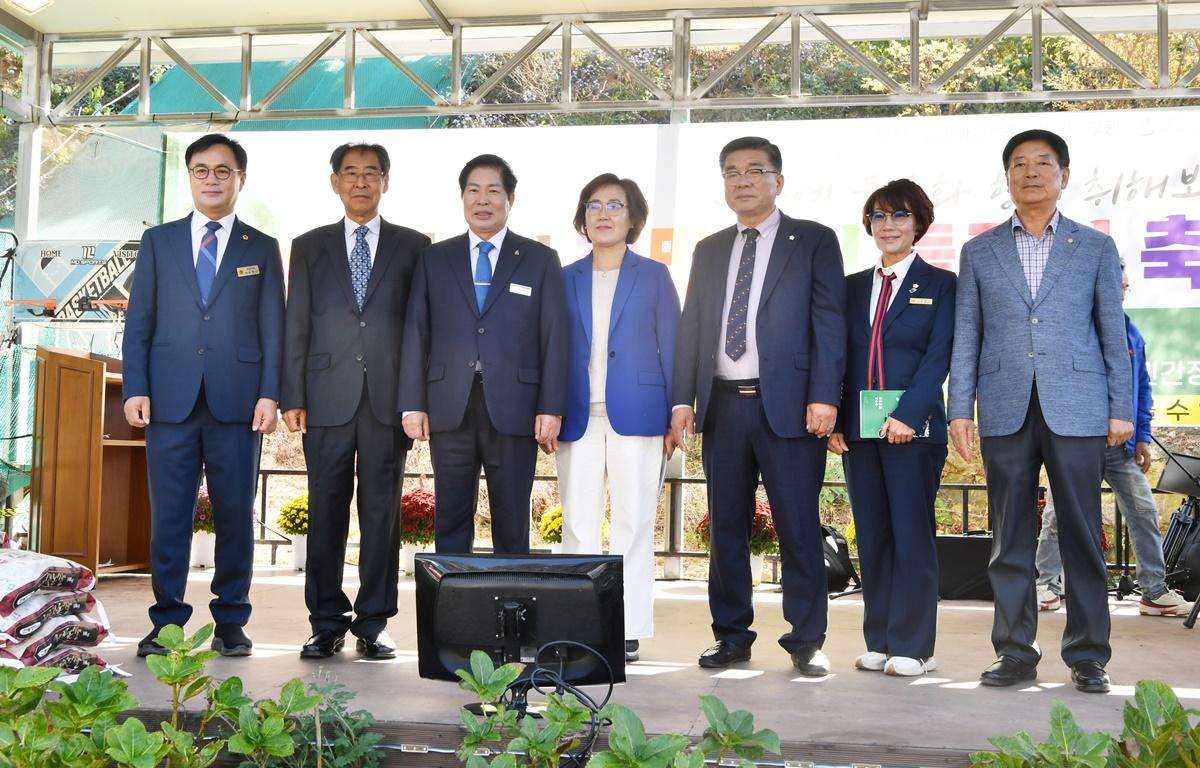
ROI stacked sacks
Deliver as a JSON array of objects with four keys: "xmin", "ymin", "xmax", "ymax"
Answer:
[{"xmin": 0, "ymin": 550, "xmax": 110, "ymax": 674}]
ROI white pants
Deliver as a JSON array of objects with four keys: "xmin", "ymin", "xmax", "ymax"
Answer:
[{"xmin": 556, "ymin": 406, "xmax": 664, "ymax": 640}]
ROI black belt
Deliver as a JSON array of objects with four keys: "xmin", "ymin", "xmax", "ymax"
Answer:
[{"xmin": 714, "ymin": 378, "xmax": 760, "ymax": 397}]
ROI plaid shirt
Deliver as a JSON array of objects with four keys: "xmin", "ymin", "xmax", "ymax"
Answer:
[{"xmin": 1011, "ymin": 210, "xmax": 1060, "ymax": 300}]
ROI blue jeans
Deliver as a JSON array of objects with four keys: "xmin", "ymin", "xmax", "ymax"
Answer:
[{"xmin": 1035, "ymin": 444, "xmax": 1168, "ymax": 599}]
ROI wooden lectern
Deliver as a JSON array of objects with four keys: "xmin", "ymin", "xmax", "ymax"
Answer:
[{"xmin": 30, "ymin": 347, "xmax": 151, "ymax": 575}]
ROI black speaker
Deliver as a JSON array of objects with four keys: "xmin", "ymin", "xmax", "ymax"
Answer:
[{"xmin": 936, "ymin": 533, "xmax": 993, "ymax": 600}]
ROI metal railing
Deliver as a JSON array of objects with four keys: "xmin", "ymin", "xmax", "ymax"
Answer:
[{"xmin": 256, "ymin": 467, "xmax": 1164, "ymax": 581}]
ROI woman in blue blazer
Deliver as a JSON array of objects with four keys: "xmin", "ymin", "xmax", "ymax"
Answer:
[
  {"xmin": 557, "ymin": 173, "xmax": 680, "ymax": 662},
  {"xmin": 828, "ymin": 179, "xmax": 956, "ymax": 677}
]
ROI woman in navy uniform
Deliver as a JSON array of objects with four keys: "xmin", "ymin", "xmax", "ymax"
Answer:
[{"xmin": 828, "ymin": 179, "xmax": 956, "ymax": 676}]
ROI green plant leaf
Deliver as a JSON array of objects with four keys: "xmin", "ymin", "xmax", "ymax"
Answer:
[
  {"xmin": 155, "ymin": 624, "xmax": 185, "ymax": 650},
  {"xmin": 189, "ymin": 623, "xmax": 215, "ymax": 650},
  {"xmin": 588, "ymin": 752, "xmax": 624, "ymax": 768},
  {"xmin": 276, "ymin": 678, "xmax": 322, "ymax": 715},
  {"xmin": 104, "ymin": 716, "xmax": 167, "ymax": 768},
  {"xmin": 699, "ymin": 696, "xmax": 729, "ymax": 730},
  {"xmin": 725, "ymin": 710, "xmax": 754, "ymax": 739}
]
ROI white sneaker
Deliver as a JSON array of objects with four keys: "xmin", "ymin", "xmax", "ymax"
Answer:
[
  {"xmin": 1037, "ymin": 587, "xmax": 1062, "ymax": 611},
  {"xmin": 854, "ymin": 651, "xmax": 887, "ymax": 671},
  {"xmin": 1139, "ymin": 589, "xmax": 1195, "ymax": 617},
  {"xmin": 885, "ymin": 656, "xmax": 937, "ymax": 676}
]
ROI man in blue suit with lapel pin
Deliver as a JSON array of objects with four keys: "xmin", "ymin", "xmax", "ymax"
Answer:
[
  {"xmin": 949, "ymin": 129, "xmax": 1132, "ymax": 693},
  {"xmin": 671, "ymin": 136, "xmax": 847, "ymax": 674},
  {"xmin": 123, "ymin": 134, "xmax": 285, "ymax": 658},
  {"xmin": 282, "ymin": 143, "xmax": 430, "ymax": 660},
  {"xmin": 400, "ymin": 154, "xmax": 567, "ymax": 554}
]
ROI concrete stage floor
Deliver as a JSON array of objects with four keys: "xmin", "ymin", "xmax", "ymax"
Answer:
[{"xmin": 90, "ymin": 568, "xmax": 1198, "ymax": 767}]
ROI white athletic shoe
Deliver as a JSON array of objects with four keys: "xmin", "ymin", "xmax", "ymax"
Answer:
[
  {"xmin": 1139, "ymin": 589, "xmax": 1195, "ymax": 617},
  {"xmin": 854, "ymin": 651, "xmax": 887, "ymax": 671},
  {"xmin": 1037, "ymin": 587, "xmax": 1062, "ymax": 611},
  {"xmin": 885, "ymin": 656, "xmax": 937, "ymax": 676}
]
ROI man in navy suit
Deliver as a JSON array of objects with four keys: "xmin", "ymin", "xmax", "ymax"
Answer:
[
  {"xmin": 123, "ymin": 134, "xmax": 285, "ymax": 658},
  {"xmin": 282, "ymin": 143, "xmax": 430, "ymax": 660},
  {"xmin": 400, "ymin": 154, "xmax": 567, "ymax": 554},
  {"xmin": 671, "ymin": 136, "xmax": 846, "ymax": 674},
  {"xmin": 949, "ymin": 129, "xmax": 1132, "ymax": 692}
]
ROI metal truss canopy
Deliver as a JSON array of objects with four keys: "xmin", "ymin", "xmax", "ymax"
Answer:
[{"xmin": 11, "ymin": 0, "xmax": 1200, "ymax": 126}]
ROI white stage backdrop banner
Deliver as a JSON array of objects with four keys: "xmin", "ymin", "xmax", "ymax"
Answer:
[{"xmin": 159, "ymin": 108, "xmax": 1200, "ymax": 424}]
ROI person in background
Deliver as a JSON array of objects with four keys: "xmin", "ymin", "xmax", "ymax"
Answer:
[
  {"xmin": 828, "ymin": 179, "xmax": 956, "ymax": 676},
  {"xmin": 557, "ymin": 173, "xmax": 680, "ymax": 663},
  {"xmin": 1034, "ymin": 261, "xmax": 1194, "ymax": 618}
]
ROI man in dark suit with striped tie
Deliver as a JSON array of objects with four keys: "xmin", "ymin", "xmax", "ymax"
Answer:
[
  {"xmin": 399, "ymin": 154, "xmax": 567, "ymax": 554},
  {"xmin": 282, "ymin": 143, "xmax": 430, "ymax": 660},
  {"xmin": 672, "ymin": 136, "xmax": 847, "ymax": 674},
  {"xmin": 123, "ymin": 134, "xmax": 285, "ymax": 658}
]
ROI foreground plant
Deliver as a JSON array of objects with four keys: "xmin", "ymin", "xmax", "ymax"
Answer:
[{"xmin": 970, "ymin": 679, "xmax": 1199, "ymax": 768}]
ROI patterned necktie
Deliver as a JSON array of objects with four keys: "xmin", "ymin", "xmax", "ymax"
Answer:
[
  {"xmin": 349, "ymin": 224, "xmax": 371, "ymax": 310},
  {"xmin": 196, "ymin": 220, "xmax": 221, "ymax": 304},
  {"xmin": 724, "ymin": 227, "xmax": 759, "ymax": 361},
  {"xmin": 475, "ymin": 241, "xmax": 494, "ymax": 312},
  {"xmin": 867, "ymin": 269, "xmax": 897, "ymax": 389}
]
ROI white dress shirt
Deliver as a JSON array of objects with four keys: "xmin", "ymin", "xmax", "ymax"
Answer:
[
  {"xmin": 868, "ymin": 249, "xmax": 918, "ymax": 324},
  {"xmin": 343, "ymin": 215, "xmax": 381, "ymax": 265},
  {"xmin": 468, "ymin": 228, "xmax": 506, "ymax": 277},
  {"xmin": 716, "ymin": 207, "xmax": 781, "ymax": 380},
  {"xmin": 190, "ymin": 211, "xmax": 237, "ymax": 269}
]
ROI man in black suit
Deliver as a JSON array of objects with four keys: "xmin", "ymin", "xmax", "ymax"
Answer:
[
  {"xmin": 671, "ymin": 136, "xmax": 846, "ymax": 674},
  {"xmin": 282, "ymin": 142, "xmax": 430, "ymax": 659},
  {"xmin": 400, "ymin": 154, "xmax": 567, "ymax": 554}
]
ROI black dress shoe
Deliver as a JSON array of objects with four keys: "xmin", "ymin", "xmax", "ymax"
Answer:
[
  {"xmin": 698, "ymin": 640, "xmax": 751, "ymax": 669},
  {"xmin": 625, "ymin": 640, "xmax": 640, "ymax": 663},
  {"xmin": 137, "ymin": 628, "xmax": 170, "ymax": 658},
  {"xmin": 789, "ymin": 647, "xmax": 831, "ymax": 677},
  {"xmin": 980, "ymin": 656, "xmax": 1037, "ymax": 687},
  {"xmin": 300, "ymin": 630, "xmax": 346, "ymax": 659},
  {"xmin": 1070, "ymin": 660, "xmax": 1110, "ymax": 693},
  {"xmin": 356, "ymin": 630, "xmax": 397, "ymax": 659},
  {"xmin": 211, "ymin": 624, "xmax": 253, "ymax": 657}
]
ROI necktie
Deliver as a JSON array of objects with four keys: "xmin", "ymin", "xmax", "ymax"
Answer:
[
  {"xmin": 475, "ymin": 241, "xmax": 494, "ymax": 312},
  {"xmin": 723, "ymin": 227, "xmax": 759, "ymax": 361},
  {"xmin": 350, "ymin": 224, "xmax": 371, "ymax": 309},
  {"xmin": 867, "ymin": 269, "xmax": 897, "ymax": 389},
  {"xmin": 196, "ymin": 220, "xmax": 221, "ymax": 304}
]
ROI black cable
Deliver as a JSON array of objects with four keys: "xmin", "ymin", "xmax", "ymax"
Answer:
[{"xmin": 498, "ymin": 639, "xmax": 616, "ymax": 767}]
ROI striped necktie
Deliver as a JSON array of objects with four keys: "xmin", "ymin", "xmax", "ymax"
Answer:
[
  {"xmin": 196, "ymin": 220, "xmax": 221, "ymax": 304},
  {"xmin": 867, "ymin": 269, "xmax": 896, "ymax": 389}
]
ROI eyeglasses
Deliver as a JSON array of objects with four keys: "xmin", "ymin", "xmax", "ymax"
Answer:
[
  {"xmin": 339, "ymin": 170, "xmax": 385, "ymax": 185},
  {"xmin": 868, "ymin": 210, "xmax": 913, "ymax": 225},
  {"xmin": 189, "ymin": 165, "xmax": 241, "ymax": 181},
  {"xmin": 721, "ymin": 168, "xmax": 779, "ymax": 183},
  {"xmin": 585, "ymin": 201, "xmax": 626, "ymax": 213}
]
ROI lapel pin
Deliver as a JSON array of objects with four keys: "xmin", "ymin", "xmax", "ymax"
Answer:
[
  {"xmin": 514, "ymin": 249, "xmax": 520, "ymax": 255},
  {"xmin": 1067, "ymin": 237, "xmax": 1073, "ymax": 244},
  {"xmin": 789, "ymin": 234, "xmax": 795, "ymax": 240},
  {"xmin": 242, "ymin": 234, "xmax": 249, "ymax": 240},
  {"xmin": 909, "ymin": 283, "xmax": 919, "ymax": 293}
]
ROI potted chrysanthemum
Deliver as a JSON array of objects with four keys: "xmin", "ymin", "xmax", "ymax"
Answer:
[
  {"xmin": 190, "ymin": 485, "xmax": 216, "ymax": 569},
  {"xmin": 693, "ymin": 497, "xmax": 778, "ymax": 585},
  {"xmin": 400, "ymin": 476, "xmax": 436, "ymax": 574},
  {"xmin": 276, "ymin": 494, "xmax": 309, "ymax": 571}
]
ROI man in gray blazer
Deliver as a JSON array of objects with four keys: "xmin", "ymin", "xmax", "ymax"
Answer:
[{"xmin": 948, "ymin": 129, "xmax": 1132, "ymax": 693}]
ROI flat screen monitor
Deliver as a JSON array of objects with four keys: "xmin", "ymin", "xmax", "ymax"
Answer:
[{"xmin": 414, "ymin": 553, "xmax": 625, "ymax": 686}]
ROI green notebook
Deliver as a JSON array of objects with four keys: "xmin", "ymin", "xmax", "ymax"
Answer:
[{"xmin": 859, "ymin": 389, "xmax": 905, "ymax": 439}]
